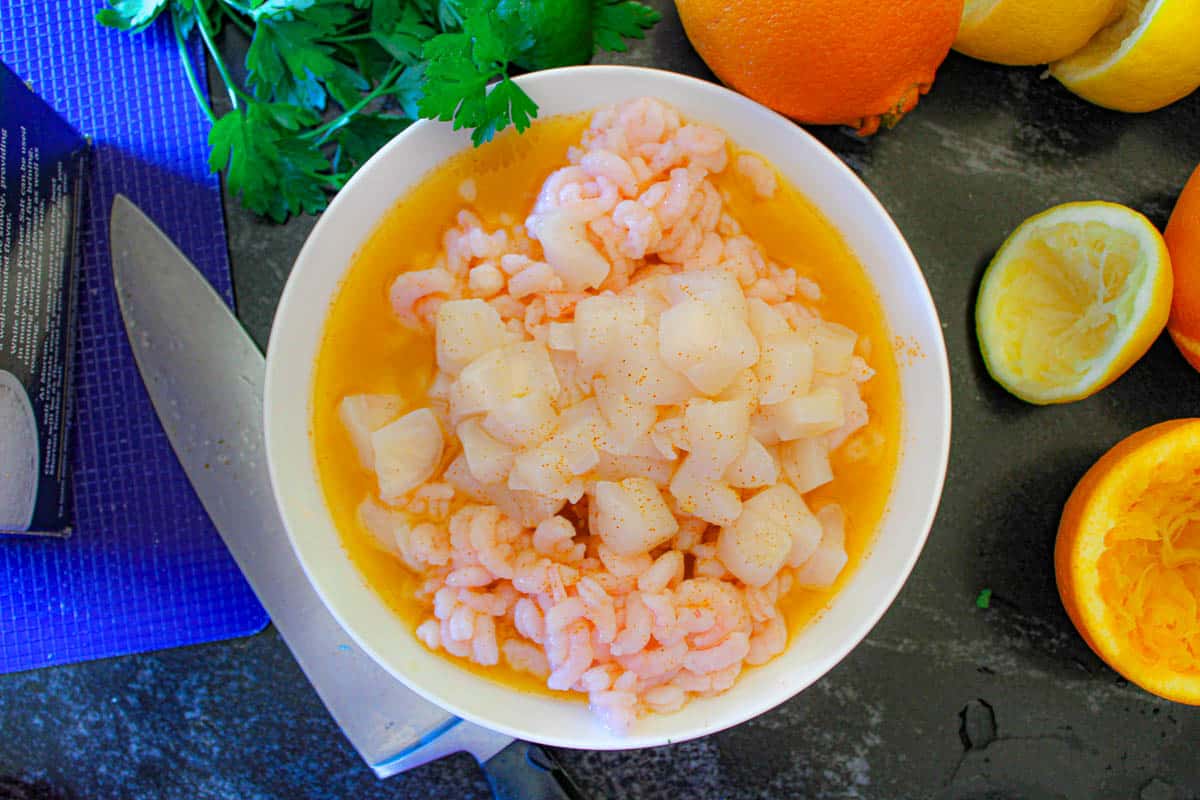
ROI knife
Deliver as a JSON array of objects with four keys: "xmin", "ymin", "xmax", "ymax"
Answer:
[{"xmin": 109, "ymin": 194, "xmax": 586, "ymax": 799}]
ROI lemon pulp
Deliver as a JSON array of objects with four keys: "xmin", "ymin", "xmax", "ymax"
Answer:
[{"xmin": 989, "ymin": 222, "xmax": 1144, "ymax": 389}]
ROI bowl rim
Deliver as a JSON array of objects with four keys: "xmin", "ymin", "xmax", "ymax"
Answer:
[{"xmin": 264, "ymin": 63, "xmax": 952, "ymax": 750}]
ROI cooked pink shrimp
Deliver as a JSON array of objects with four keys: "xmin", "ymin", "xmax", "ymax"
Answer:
[
  {"xmin": 547, "ymin": 620, "xmax": 593, "ymax": 690},
  {"xmin": 611, "ymin": 200, "xmax": 662, "ymax": 259},
  {"xmin": 508, "ymin": 261, "xmax": 564, "ymax": 299},
  {"xmin": 390, "ymin": 268, "xmax": 455, "ymax": 329},
  {"xmin": 581, "ymin": 149, "xmax": 639, "ymax": 197}
]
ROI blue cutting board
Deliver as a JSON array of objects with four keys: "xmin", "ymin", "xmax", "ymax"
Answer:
[{"xmin": 0, "ymin": 1, "xmax": 268, "ymax": 673}]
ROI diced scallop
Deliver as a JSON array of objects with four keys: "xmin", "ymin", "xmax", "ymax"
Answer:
[
  {"xmin": 457, "ymin": 418, "xmax": 515, "ymax": 485},
  {"xmin": 786, "ymin": 502, "xmax": 823, "ymax": 569},
  {"xmin": 372, "ymin": 408, "xmax": 444, "ymax": 504},
  {"xmin": 338, "ymin": 394, "xmax": 405, "ymax": 469},
  {"xmin": 811, "ymin": 322, "xmax": 857, "ymax": 375},
  {"xmin": 669, "ymin": 455, "xmax": 741, "ymax": 526},
  {"xmin": 682, "ymin": 398, "xmax": 750, "ymax": 477},
  {"xmin": 444, "ymin": 453, "xmax": 488, "ymax": 501},
  {"xmin": 482, "ymin": 390, "xmax": 558, "ymax": 449},
  {"xmin": 794, "ymin": 505, "xmax": 848, "ymax": 588},
  {"xmin": 769, "ymin": 385, "xmax": 844, "ymax": 441},
  {"xmin": 592, "ymin": 477, "xmax": 679, "ymax": 556},
  {"xmin": 659, "ymin": 300, "xmax": 759, "ymax": 395},
  {"xmin": 355, "ymin": 495, "xmax": 405, "ymax": 556},
  {"xmin": 435, "ymin": 299, "xmax": 510, "ymax": 375},
  {"xmin": 726, "ymin": 437, "xmax": 778, "ymax": 489},
  {"xmin": 529, "ymin": 208, "xmax": 610, "ymax": 292},
  {"xmin": 547, "ymin": 322, "xmax": 575, "ymax": 351},
  {"xmin": 604, "ymin": 323, "xmax": 693, "ymax": 405},
  {"xmin": 573, "ymin": 294, "xmax": 645, "ymax": 375},
  {"xmin": 595, "ymin": 450, "xmax": 675, "ymax": 487},
  {"xmin": 822, "ymin": 375, "xmax": 870, "ymax": 451},
  {"xmin": 594, "ymin": 378, "xmax": 656, "ymax": 455},
  {"xmin": 482, "ymin": 482, "xmax": 565, "ymax": 529},
  {"xmin": 780, "ymin": 436, "xmax": 834, "ymax": 493},
  {"xmin": 746, "ymin": 297, "xmax": 790, "ymax": 341},
  {"xmin": 452, "ymin": 341, "xmax": 561, "ymax": 421},
  {"xmin": 756, "ymin": 333, "xmax": 814, "ymax": 405},
  {"xmin": 717, "ymin": 484, "xmax": 809, "ymax": 586},
  {"xmin": 664, "ymin": 269, "xmax": 748, "ymax": 320},
  {"xmin": 510, "ymin": 440, "xmax": 578, "ymax": 500}
]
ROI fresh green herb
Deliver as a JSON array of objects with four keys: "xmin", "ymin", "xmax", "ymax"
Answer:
[
  {"xmin": 976, "ymin": 588, "xmax": 992, "ymax": 609},
  {"xmin": 98, "ymin": 0, "xmax": 660, "ymax": 221}
]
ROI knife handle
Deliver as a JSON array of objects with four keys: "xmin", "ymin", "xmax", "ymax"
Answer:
[{"xmin": 482, "ymin": 740, "xmax": 588, "ymax": 800}]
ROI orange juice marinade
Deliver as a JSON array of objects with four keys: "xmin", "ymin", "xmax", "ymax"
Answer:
[{"xmin": 311, "ymin": 114, "xmax": 901, "ymax": 694}]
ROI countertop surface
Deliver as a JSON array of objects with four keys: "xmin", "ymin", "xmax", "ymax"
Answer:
[{"xmin": 3, "ymin": 3, "xmax": 1200, "ymax": 798}]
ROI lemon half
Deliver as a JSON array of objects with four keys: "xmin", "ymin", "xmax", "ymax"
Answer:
[
  {"xmin": 1050, "ymin": 0, "xmax": 1200, "ymax": 112},
  {"xmin": 976, "ymin": 201, "xmax": 1173, "ymax": 405},
  {"xmin": 954, "ymin": 0, "xmax": 1120, "ymax": 66}
]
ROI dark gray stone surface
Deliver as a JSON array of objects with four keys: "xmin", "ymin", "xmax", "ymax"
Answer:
[{"xmin": 3, "ymin": 2, "xmax": 1200, "ymax": 797}]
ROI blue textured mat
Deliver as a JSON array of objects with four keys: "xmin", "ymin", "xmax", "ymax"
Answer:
[{"xmin": 0, "ymin": 1, "xmax": 268, "ymax": 673}]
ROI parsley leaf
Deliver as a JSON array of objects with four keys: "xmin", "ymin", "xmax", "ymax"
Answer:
[
  {"xmin": 97, "ymin": 0, "xmax": 169, "ymax": 32},
  {"xmin": 976, "ymin": 589, "xmax": 993, "ymax": 609},
  {"xmin": 209, "ymin": 103, "xmax": 331, "ymax": 221},
  {"xmin": 246, "ymin": 15, "xmax": 341, "ymax": 108},
  {"xmin": 591, "ymin": 0, "xmax": 661, "ymax": 53},
  {"xmin": 371, "ymin": 3, "xmax": 436, "ymax": 64},
  {"xmin": 102, "ymin": 0, "xmax": 660, "ymax": 221},
  {"xmin": 419, "ymin": 3, "xmax": 539, "ymax": 145},
  {"xmin": 333, "ymin": 113, "xmax": 410, "ymax": 171}
]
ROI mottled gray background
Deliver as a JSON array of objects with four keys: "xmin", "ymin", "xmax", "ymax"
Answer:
[{"xmin": 3, "ymin": 1, "xmax": 1200, "ymax": 797}]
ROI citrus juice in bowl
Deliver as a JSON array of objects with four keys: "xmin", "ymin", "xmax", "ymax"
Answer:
[{"xmin": 264, "ymin": 65, "xmax": 951, "ymax": 749}]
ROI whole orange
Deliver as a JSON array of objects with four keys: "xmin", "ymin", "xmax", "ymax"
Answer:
[
  {"xmin": 1166, "ymin": 164, "xmax": 1200, "ymax": 372},
  {"xmin": 674, "ymin": 0, "xmax": 964, "ymax": 134}
]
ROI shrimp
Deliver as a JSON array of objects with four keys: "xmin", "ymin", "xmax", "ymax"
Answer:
[{"xmin": 390, "ymin": 268, "xmax": 455, "ymax": 329}]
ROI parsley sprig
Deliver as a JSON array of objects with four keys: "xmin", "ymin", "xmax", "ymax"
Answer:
[{"xmin": 99, "ymin": 0, "xmax": 661, "ymax": 220}]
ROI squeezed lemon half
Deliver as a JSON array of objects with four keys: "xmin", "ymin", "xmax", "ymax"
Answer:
[{"xmin": 975, "ymin": 201, "xmax": 1173, "ymax": 404}]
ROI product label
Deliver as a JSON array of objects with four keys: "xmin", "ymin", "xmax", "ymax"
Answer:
[{"xmin": 0, "ymin": 61, "xmax": 87, "ymax": 536}]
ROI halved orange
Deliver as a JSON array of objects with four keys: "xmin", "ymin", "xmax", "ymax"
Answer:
[{"xmin": 1056, "ymin": 419, "xmax": 1200, "ymax": 704}]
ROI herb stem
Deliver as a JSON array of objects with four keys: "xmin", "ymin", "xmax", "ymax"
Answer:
[
  {"xmin": 219, "ymin": 3, "xmax": 253, "ymax": 36},
  {"xmin": 304, "ymin": 63, "xmax": 406, "ymax": 144},
  {"xmin": 324, "ymin": 33, "xmax": 374, "ymax": 43},
  {"xmin": 219, "ymin": 0, "xmax": 253, "ymax": 16},
  {"xmin": 196, "ymin": 2, "xmax": 240, "ymax": 111},
  {"xmin": 173, "ymin": 11, "xmax": 217, "ymax": 124}
]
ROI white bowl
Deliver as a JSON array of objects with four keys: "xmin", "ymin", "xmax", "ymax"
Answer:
[{"xmin": 265, "ymin": 65, "xmax": 951, "ymax": 750}]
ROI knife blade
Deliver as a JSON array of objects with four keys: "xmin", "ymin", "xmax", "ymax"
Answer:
[{"xmin": 108, "ymin": 195, "xmax": 586, "ymax": 798}]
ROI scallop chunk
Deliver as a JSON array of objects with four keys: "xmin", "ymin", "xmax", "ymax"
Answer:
[
  {"xmin": 664, "ymin": 269, "xmax": 748, "ymax": 319},
  {"xmin": 780, "ymin": 437, "xmax": 833, "ymax": 493},
  {"xmin": 726, "ymin": 437, "xmax": 778, "ymax": 489},
  {"xmin": 573, "ymin": 294, "xmax": 645, "ymax": 375},
  {"xmin": 794, "ymin": 505, "xmax": 849, "ymax": 587},
  {"xmin": 756, "ymin": 333, "xmax": 814, "ymax": 405},
  {"xmin": 669, "ymin": 454, "xmax": 741, "ymax": 526},
  {"xmin": 594, "ymin": 378, "xmax": 656, "ymax": 455},
  {"xmin": 717, "ymin": 483, "xmax": 810, "ymax": 586},
  {"xmin": 355, "ymin": 495, "xmax": 405, "ymax": 555},
  {"xmin": 592, "ymin": 477, "xmax": 679, "ymax": 555},
  {"xmin": 603, "ymin": 323, "xmax": 693, "ymax": 405},
  {"xmin": 811, "ymin": 322, "xmax": 857, "ymax": 374},
  {"xmin": 682, "ymin": 398, "xmax": 750, "ymax": 477},
  {"xmin": 530, "ymin": 208, "xmax": 610, "ymax": 292},
  {"xmin": 658, "ymin": 300, "xmax": 759, "ymax": 395},
  {"xmin": 435, "ymin": 299, "xmax": 510, "ymax": 375},
  {"xmin": 452, "ymin": 341, "xmax": 561, "ymax": 421},
  {"xmin": 769, "ymin": 385, "xmax": 844, "ymax": 441},
  {"xmin": 372, "ymin": 408, "xmax": 444, "ymax": 504},
  {"xmin": 339, "ymin": 394, "xmax": 405, "ymax": 469},
  {"xmin": 457, "ymin": 418, "xmax": 514, "ymax": 485},
  {"xmin": 746, "ymin": 297, "xmax": 790, "ymax": 341},
  {"xmin": 482, "ymin": 390, "xmax": 558, "ymax": 449}
]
